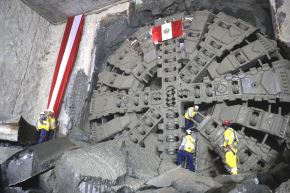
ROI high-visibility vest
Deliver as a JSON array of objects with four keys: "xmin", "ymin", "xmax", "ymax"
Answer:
[
  {"xmin": 37, "ymin": 116, "xmax": 50, "ymax": 131},
  {"xmin": 223, "ymin": 127, "xmax": 238, "ymax": 151},
  {"xmin": 184, "ymin": 107, "xmax": 197, "ymax": 120},
  {"xmin": 48, "ymin": 116, "xmax": 56, "ymax": 130},
  {"xmin": 183, "ymin": 135, "xmax": 196, "ymax": 153}
]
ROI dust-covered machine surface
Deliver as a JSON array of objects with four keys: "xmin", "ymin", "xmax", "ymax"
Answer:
[{"xmin": 89, "ymin": 11, "xmax": 290, "ymax": 176}]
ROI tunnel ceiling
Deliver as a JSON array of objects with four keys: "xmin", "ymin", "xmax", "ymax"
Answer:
[{"xmin": 21, "ymin": 0, "xmax": 125, "ymax": 24}]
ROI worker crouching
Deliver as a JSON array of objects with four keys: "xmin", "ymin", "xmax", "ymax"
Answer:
[
  {"xmin": 223, "ymin": 120, "xmax": 239, "ymax": 175},
  {"xmin": 176, "ymin": 129, "xmax": 196, "ymax": 172}
]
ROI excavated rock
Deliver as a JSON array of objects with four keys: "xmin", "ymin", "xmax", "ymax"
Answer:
[
  {"xmin": 2, "ymin": 187, "xmax": 31, "ymax": 193},
  {"xmin": 258, "ymin": 162, "xmax": 290, "ymax": 190},
  {"xmin": 136, "ymin": 187, "xmax": 181, "ymax": 193},
  {"xmin": 214, "ymin": 174, "xmax": 255, "ymax": 185},
  {"xmin": 54, "ymin": 141, "xmax": 127, "ymax": 193},
  {"xmin": 171, "ymin": 172, "xmax": 222, "ymax": 193},
  {"xmin": 147, "ymin": 167, "xmax": 185, "ymax": 187},
  {"xmin": 269, "ymin": 0, "xmax": 290, "ymax": 58},
  {"xmin": 111, "ymin": 177, "xmax": 145, "ymax": 193},
  {"xmin": 275, "ymin": 179, "xmax": 290, "ymax": 193},
  {"xmin": 147, "ymin": 167, "xmax": 221, "ymax": 191},
  {"xmin": 39, "ymin": 170, "xmax": 57, "ymax": 193},
  {"xmin": 209, "ymin": 184, "xmax": 272, "ymax": 193},
  {"xmin": 268, "ymin": 163, "xmax": 290, "ymax": 185},
  {"xmin": 143, "ymin": 133, "xmax": 161, "ymax": 155},
  {"xmin": 0, "ymin": 146, "xmax": 22, "ymax": 164},
  {"xmin": 1, "ymin": 138, "xmax": 76, "ymax": 187},
  {"xmin": 125, "ymin": 145, "xmax": 161, "ymax": 180},
  {"xmin": 208, "ymin": 175, "xmax": 272, "ymax": 193},
  {"xmin": 158, "ymin": 158, "xmax": 177, "ymax": 174}
]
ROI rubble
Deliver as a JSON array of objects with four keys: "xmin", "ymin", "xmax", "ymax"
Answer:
[
  {"xmin": 111, "ymin": 177, "xmax": 145, "ymax": 193},
  {"xmin": 125, "ymin": 145, "xmax": 161, "ymax": 181},
  {"xmin": 136, "ymin": 187, "xmax": 181, "ymax": 193},
  {"xmin": 0, "ymin": 146, "xmax": 22, "ymax": 165},
  {"xmin": 269, "ymin": 0, "xmax": 290, "ymax": 58},
  {"xmin": 2, "ymin": 187, "xmax": 31, "ymax": 193},
  {"xmin": 147, "ymin": 167, "xmax": 221, "ymax": 189},
  {"xmin": 0, "ymin": 115, "xmax": 21, "ymax": 142},
  {"xmin": 0, "ymin": 114, "xmax": 39, "ymax": 145},
  {"xmin": 1, "ymin": 137, "xmax": 77, "ymax": 186},
  {"xmin": 171, "ymin": 172, "xmax": 222, "ymax": 193},
  {"xmin": 54, "ymin": 141, "xmax": 127, "ymax": 193},
  {"xmin": 39, "ymin": 170, "xmax": 57, "ymax": 193},
  {"xmin": 275, "ymin": 179, "xmax": 290, "ymax": 193}
]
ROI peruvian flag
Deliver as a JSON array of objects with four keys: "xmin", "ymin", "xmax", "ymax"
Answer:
[
  {"xmin": 47, "ymin": 14, "xmax": 85, "ymax": 117},
  {"xmin": 151, "ymin": 19, "xmax": 183, "ymax": 44}
]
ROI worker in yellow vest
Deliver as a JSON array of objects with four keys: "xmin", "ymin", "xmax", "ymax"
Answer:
[
  {"xmin": 176, "ymin": 129, "xmax": 196, "ymax": 172},
  {"xmin": 47, "ymin": 110, "xmax": 57, "ymax": 139},
  {"xmin": 37, "ymin": 111, "xmax": 50, "ymax": 143},
  {"xmin": 184, "ymin": 105, "xmax": 199, "ymax": 130},
  {"xmin": 222, "ymin": 120, "xmax": 239, "ymax": 175}
]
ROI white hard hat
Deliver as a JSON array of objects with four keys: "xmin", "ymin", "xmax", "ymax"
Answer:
[
  {"xmin": 194, "ymin": 105, "xmax": 199, "ymax": 111},
  {"xmin": 186, "ymin": 129, "xmax": 192, "ymax": 135},
  {"xmin": 40, "ymin": 111, "xmax": 45, "ymax": 115},
  {"xmin": 46, "ymin": 108, "xmax": 54, "ymax": 112}
]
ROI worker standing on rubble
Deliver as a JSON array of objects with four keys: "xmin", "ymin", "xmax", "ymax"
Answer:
[
  {"xmin": 37, "ymin": 111, "xmax": 50, "ymax": 143},
  {"xmin": 184, "ymin": 105, "xmax": 199, "ymax": 131},
  {"xmin": 223, "ymin": 120, "xmax": 239, "ymax": 175},
  {"xmin": 176, "ymin": 129, "xmax": 196, "ymax": 172}
]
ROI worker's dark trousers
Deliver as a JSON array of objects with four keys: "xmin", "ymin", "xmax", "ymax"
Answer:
[
  {"xmin": 38, "ymin": 129, "xmax": 49, "ymax": 144},
  {"xmin": 177, "ymin": 150, "xmax": 195, "ymax": 172},
  {"xmin": 185, "ymin": 119, "xmax": 194, "ymax": 131}
]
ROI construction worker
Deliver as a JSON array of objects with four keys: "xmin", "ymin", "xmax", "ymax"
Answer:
[
  {"xmin": 222, "ymin": 120, "xmax": 239, "ymax": 175},
  {"xmin": 37, "ymin": 111, "xmax": 50, "ymax": 143},
  {"xmin": 184, "ymin": 105, "xmax": 199, "ymax": 130},
  {"xmin": 176, "ymin": 129, "xmax": 196, "ymax": 172},
  {"xmin": 47, "ymin": 110, "xmax": 56, "ymax": 140}
]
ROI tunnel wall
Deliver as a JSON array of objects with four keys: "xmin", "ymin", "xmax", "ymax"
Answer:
[
  {"xmin": 0, "ymin": 0, "xmax": 130, "ymax": 136},
  {"xmin": 55, "ymin": 2, "xmax": 130, "ymax": 136},
  {"xmin": 0, "ymin": 0, "xmax": 65, "ymax": 124},
  {"xmin": 21, "ymin": 0, "xmax": 128, "ymax": 24}
]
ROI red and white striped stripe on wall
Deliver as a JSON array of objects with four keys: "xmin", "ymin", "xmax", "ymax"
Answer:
[{"xmin": 47, "ymin": 14, "xmax": 85, "ymax": 117}]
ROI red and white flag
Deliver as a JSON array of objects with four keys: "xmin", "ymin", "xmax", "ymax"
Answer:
[
  {"xmin": 151, "ymin": 19, "xmax": 183, "ymax": 44},
  {"xmin": 47, "ymin": 14, "xmax": 85, "ymax": 117}
]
